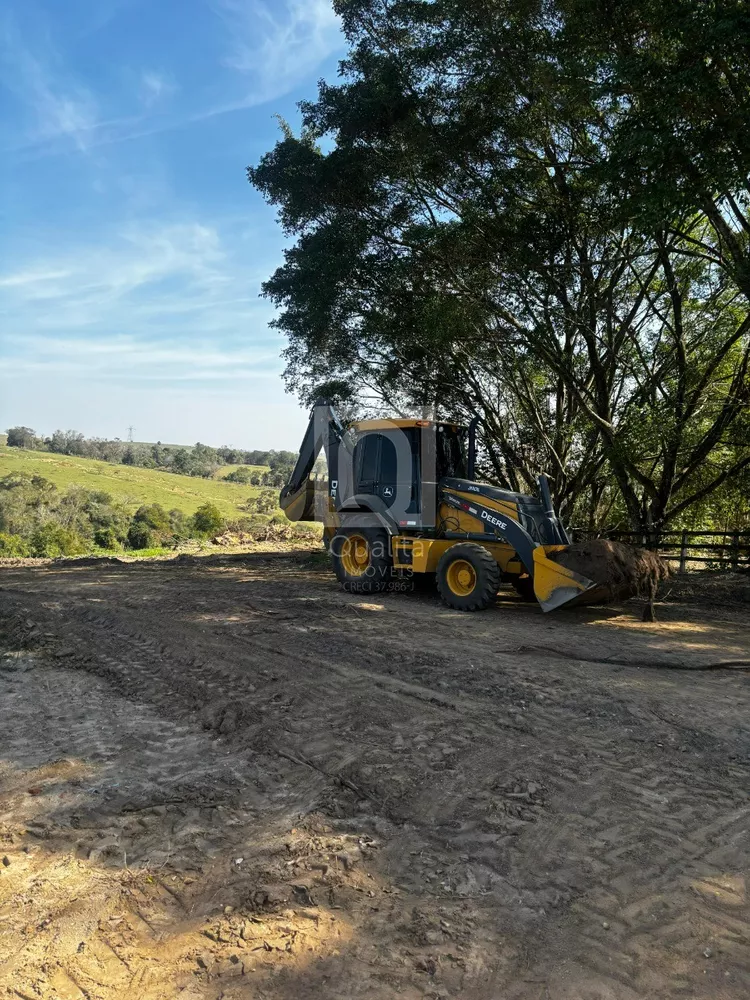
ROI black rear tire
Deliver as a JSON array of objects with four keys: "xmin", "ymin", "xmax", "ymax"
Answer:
[
  {"xmin": 331, "ymin": 521, "xmax": 393, "ymax": 594},
  {"xmin": 436, "ymin": 543, "xmax": 501, "ymax": 611}
]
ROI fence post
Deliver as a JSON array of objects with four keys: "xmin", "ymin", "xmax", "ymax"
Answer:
[
  {"xmin": 730, "ymin": 531, "xmax": 740, "ymax": 572},
  {"xmin": 680, "ymin": 530, "xmax": 688, "ymax": 574}
]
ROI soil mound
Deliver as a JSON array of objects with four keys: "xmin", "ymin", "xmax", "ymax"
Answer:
[{"xmin": 548, "ymin": 539, "xmax": 669, "ymax": 602}]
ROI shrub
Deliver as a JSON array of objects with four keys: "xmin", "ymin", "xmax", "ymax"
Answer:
[
  {"xmin": 93, "ymin": 527, "xmax": 123, "ymax": 550},
  {"xmin": 169, "ymin": 508, "xmax": 190, "ymax": 538},
  {"xmin": 85, "ymin": 492, "xmax": 130, "ymax": 543},
  {"xmin": 132, "ymin": 503, "xmax": 171, "ymax": 532},
  {"xmin": 0, "ymin": 532, "xmax": 30, "ymax": 556},
  {"xmin": 127, "ymin": 521, "xmax": 155, "ymax": 550},
  {"xmin": 242, "ymin": 489, "xmax": 278, "ymax": 515},
  {"xmin": 29, "ymin": 524, "xmax": 88, "ymax": 558},
  {"xmin": 191, "ymin": 502, "xmax": 225, "ymax": 537}
]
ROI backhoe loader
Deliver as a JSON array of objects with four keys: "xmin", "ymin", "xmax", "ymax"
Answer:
[{"xmin": 280, "ymin": 402, "xmax": 609, "ymax": 612}]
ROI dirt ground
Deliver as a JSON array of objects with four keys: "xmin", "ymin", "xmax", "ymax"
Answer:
[{"xmin": 1, "ymin": 553, "xmax": 749, "ymax": 1000}]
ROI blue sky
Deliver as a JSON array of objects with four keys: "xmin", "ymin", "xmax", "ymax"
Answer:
[{"xmin": 0, "ymin": 0, "xmax": 344, "ymax": 449}]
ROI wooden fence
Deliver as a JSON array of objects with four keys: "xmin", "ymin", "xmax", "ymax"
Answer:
[{"xmin": 571, "ymin": 529, "xmax": 750, "ymax": 573}]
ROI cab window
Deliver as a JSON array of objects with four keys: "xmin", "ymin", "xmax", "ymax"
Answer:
[{"xmin": 436, "ymin": 426, "xmax": 468, "ymax": 480}]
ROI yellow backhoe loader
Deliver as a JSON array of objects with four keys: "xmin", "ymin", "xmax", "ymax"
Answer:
[{"xmin": 280, "ymin": 402, "xmax": 609, "ymax": 612}]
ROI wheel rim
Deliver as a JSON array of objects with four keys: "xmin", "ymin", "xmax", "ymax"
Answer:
[
  {"xmin": 341, "ymin": 534, "xmax": 371, "ymax": 576},
  {"xmin": 446, "ymin": 558, "xmax": 477, "ymax": 597}
]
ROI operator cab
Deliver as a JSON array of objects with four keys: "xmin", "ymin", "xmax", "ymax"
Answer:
[
  {"xmin": 349, "ymin": 419, "xmax": 469, "ymax": 521},
  {"xmin": 348, "ymin": 418, "xmax": 566, "ymax": 544}
]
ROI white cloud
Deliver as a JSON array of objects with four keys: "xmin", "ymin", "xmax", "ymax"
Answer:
[
  {"xmin": 140, "ymin": 70, "xmax": 178, "ymax": 108},
  {"xmin": 213, "ymin": 0, "xmax": 342, "ymax": 107},
  {"xmin": 0, "ymin": 2, "xmax": 344, "ymax": 157},
  {"xmin": 0, "ymin": 223, "xmax": 224, "ymax": 315},
  {"xmin": 0, "ymin": 268, "xmax": 72, "ymax": 289},
  {"xmin": 3, "ymin": 334, "xmax": 280, "ymax": 380},
  {"xmin": 0, "ymin": 220, "xmax": 281, "ymax": 387},
  {"xmin": 0, "ymin": 21, "xmax": 101, "ymax": 150}
]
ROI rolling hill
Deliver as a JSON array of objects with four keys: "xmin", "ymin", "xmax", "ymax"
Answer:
[{"xmin": 0, "ymin": 447, "xmax": 266, "ymax": 518}]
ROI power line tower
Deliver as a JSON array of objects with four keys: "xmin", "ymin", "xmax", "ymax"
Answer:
[{"xmin": 127, "ymin": 426, "xmax": 135, "ymax": 443}]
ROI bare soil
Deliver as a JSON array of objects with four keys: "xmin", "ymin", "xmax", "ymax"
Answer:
[{"xmin": 1, "ymin": 553, "xmax": 749, "ymax": 999}]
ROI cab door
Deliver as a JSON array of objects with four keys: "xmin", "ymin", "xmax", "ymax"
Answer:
[
  {"xmin": 353, "ymin": 432, "xmax": 380, "ymax": 499},
  {"xmin": 353, "ymin": 430, "xmax": 420, "ymax": 514}
]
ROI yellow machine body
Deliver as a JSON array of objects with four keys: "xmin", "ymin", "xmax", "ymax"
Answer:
[
  {"xmin": 282, "ymin": 403, "xmax": 606, "ymax": 612},
  {"xmin": 389, "ymin": 486, "xmax": 600, "ymax": 609},
  {"xmin": 390, "ymin": 536, "xmax": 598, "ymax": 611},
  {"xmin": 392, "ymin": 535, "xmax": 515, "ymax": 574}
]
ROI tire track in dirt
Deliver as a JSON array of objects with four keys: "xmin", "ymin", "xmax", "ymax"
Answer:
[{"xmin": 2, "ymin": 561, "xmax": 750, "ymax": 998}]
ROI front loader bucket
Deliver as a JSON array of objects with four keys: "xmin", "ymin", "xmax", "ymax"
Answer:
[{"xmin": 532, "ymin": 545, "xmax": 609, "ymax": 613}]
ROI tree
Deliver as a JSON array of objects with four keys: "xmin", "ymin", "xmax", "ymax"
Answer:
[
  {"xmin": 191, "ymin": 442, "xmax": 221, "ymax": 478},
  {"xmin": 249, "ymin": 0, "xmax": 750, "ymax": 534},
  {"xmin": 171, "ymin": 448, "xmax": 192, "ymax": 474},
  {"xmin": 191, "ymin": 503, "xmax": 225, "ymax": 537},
  {"xmin": 47, "ymin": 429, "xmax": 86, "ymax": 455},
  {"xmin": 217, "ymin": 446, "xmax": 242, "ymax": 464},
  {"xmin": 6, "ymin": 426, "xmax": 37, "ymax": 449},
  {"xmin": 224, "ymin": 466, "xmax": 255, "ymax": 484},
  {"xmin": 242, "ymin": 490, "xmax": 278, "ymax": 516},
  {"xmin": 0, "ymin": 474, "xmax": 58, "ymax": 536},
  {"xmin": 84, "ymin": 490, "xmax": 130, "ymax": 545},
  {"xmin": 92, "ymin": 526, "xmax": 122, "ymax": 550},
  {"xmin": 562, "ymin": 0, "xmax": 750, "ymax": 298}
]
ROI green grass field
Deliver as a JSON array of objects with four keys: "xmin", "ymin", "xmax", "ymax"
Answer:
[{"xmin": 0, "ymin": 446, "xmax": 267, "ymax": 518}]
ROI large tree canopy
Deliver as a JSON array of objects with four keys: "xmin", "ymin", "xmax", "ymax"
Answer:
[{"xmin": 250, "ymin": 0, "xmax": 750, "ymax": 532}]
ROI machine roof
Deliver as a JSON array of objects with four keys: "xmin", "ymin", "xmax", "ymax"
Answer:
[{"xmin": 352, "ymin": 419, "xmax": 465, "ymax": 431}]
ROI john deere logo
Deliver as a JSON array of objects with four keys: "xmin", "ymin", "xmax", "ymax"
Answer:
[
  {"xmin": 481, "ymin": 510, "xmax": 507, "ymax": 530},
  {"xmin": 383, "ymin": 486, "xmax": 394, "ymax": 497}
]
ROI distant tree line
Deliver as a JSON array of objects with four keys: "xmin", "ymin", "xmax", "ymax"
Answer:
[
  {"xmin": 223, "ymin": 464, "xmax": 293, "ymax": 488},
  {"xmin": 5, "ymin": 426, "xmax": 296, "ymax": 482}
]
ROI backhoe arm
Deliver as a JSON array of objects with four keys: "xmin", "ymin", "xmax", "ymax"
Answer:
[{"xmin": 280, "ymin": 401, "xmax": 351, "ymax": 521}]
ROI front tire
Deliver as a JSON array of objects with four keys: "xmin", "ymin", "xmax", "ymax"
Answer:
[
  {"xmin": 436, "ymin": 543, "xmax": 501, "ymax": 611},
  {"xmin": 331, "ymin": 523, "xmax": 393, "ymax": 594}
]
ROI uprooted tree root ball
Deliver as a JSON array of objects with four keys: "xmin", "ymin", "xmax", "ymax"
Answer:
[{"xmin": 548, "ymin": 539, "xmax": 670, "ymax": 605}]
